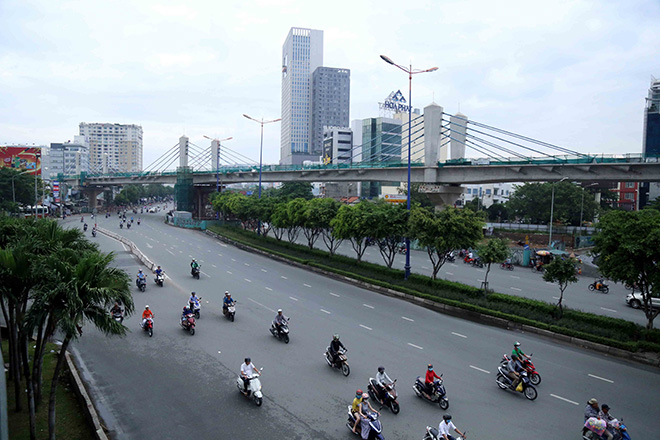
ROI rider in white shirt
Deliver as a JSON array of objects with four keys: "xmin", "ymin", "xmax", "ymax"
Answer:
[
  {"xmin": 438, "ymin": 414, "xmax": 466, "ymax": 440},
  {"xmin": 240, "ymin": 357, "xmax": 260, "ymax": 393},
  {"xmin": 375, "ymin": 366, "xmax": 394, "ymax": 404}
]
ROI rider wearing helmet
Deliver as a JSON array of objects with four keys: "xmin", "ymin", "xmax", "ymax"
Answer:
[
  {"xmin": 424, "ymin": 364, "xmax": 442, "ymax": 398},
  {"xmin": 154, "ymin": 265, "xmax": 163, "ymax": 277},
  {"xmin": 141, "ymin": 305, "xmax": 153, "ymax": 327},
  {"xmin": 181, "ymin": 305, "xmax": 192, "ymax": 324},
  {"xmin": 136, "ymin": 270, "xmax": 146, "ymax": 287},
  {"xmin": 351, "ymin": 389, "xmax": 363, "ymax": 434},
  {"xmin": 512, "ymin": 341, "xmax": 530, "ymax": 360},
  {"xmin": 240, "ymin": 357, "xmax": 260, "ymax": 393},
  {"xmin": 190, "ymin": 258, "xmax": 199, "ymax": 272},
  {"xmin": 273, "ymin": 309, "xmax": 288, "ymax": 335},
  {"xmin": 505, "ymin": 354, "xmax": 523, "ymax": 390},
  {"xmin": 358, "ymin": 393, "xmax": 379, "ymax": 439},
  {"xmin": 375, "ymin": 366, "xmax": 394, "ymax": 405},
  {"xmin": 223, "ymin": 291, "xmax": 235, "ymax": 314},
  {"xmin": 328, "ymin": 333, "xmax": 346, "ymax": 365},
  {"xmin": 189, "ymin": 292, "xmax": 200, "ymax": 311},
  {"xmin": 438, "ymin": 414, "xmax": 466, "ymax": 440}
]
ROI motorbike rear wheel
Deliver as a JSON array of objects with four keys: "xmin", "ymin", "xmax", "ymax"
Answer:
[
  {"xmin": 530, "ymin": 372, "xmax": 541, "ymax": 385},
  {"xmin": 439, "ymin": 398, "xmax": 449, "ymax": 410},
  {"xmin": 523, "ymin": 385, "xmax": 538, "ymax": 401},
  {"xmin": 390, "ymin": 401, "xmax": 400, "ymax": 414},
  {"xmin": 195, "ymin": 311, "xmax": 200, "ymax": 319},
  {"xmin": 283, "ymin": 333, "xmax": 289, "ymax": 344},
  {"xmin": 588, "ymin": 284, "xmax": 595, "ymax": 291},
  {"xmin": 341, "ymin": 362, "xmax": 350, "ymax": 377},
  {"xmin": 148, "ymin": 328, "xmax": 153, "ymax": 337},
  {"xmin": 496, "ymin": 374, "xmax": 508, "ymax": 390},
  {"xmin": 601, "ymin": 286, "xmax": 609, "ymax": 294},
  {"xmin": 189, "ymin": 327, "xmax": 195, "ymax": 336}
]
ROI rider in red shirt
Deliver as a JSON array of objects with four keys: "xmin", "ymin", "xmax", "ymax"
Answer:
[{"xmin": 424, "ymin": 364, "xmax": 441, "ymax": 397}]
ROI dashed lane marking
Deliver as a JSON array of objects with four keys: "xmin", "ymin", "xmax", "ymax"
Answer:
[
  {"xmin": 218, "ymin": 253, "xmax": 223, "ymax": 256},
  {"xmin": 265, "ymin": 287, "xmax": 273, "ymax": 291},
  {"xmin": 422, "ymin": 266, "xmax": 430, "ymax": 269},
  {"xmin": 588, "ymin": 374, "xmax": 614, "ymax": 383},
  {"xmin": 407, "ymin": 343, "xmax": 423, "ymax": 350},
  {"xmin": 200, "ymin": 271, "xmax": 211, "ymax": 278},
  {"xmin": 261, "ymin": 269, "xmax": 267, "ymax": 272},
  {"xmin": 469, "ymin": 365, "xmax": 490, "ymax": 374},
  {"xmin": 244, "ymin": 278, "xmax": 252, "ymax": 283},
  {"xmin": 445, "ymin": 272, "xmax": 454, "ymax": 275},
  {"xmin": 510, "ymin": 275, "xmax": 520, "ymax": 279},
  {"xmin": 451, "ymin": 332, "xmax": 467, "ymax": 338},
  {"xmin": 360, "ymin": 324, "xmax": 372, "ymax": 331},
  {"xmin": 211, "ymin": 264, "xmax": 217, "ymax": 268},
  {"xmin": 320, "ymin": 309, "xmax": 331, "ymax": 314},
  {"xmin": 600, "ymin": 307, "xmax": 617, "ymax": 313},
  {"xmin": 244, "ymin": 263, "xmax": 250, "ymax": 266},
  {"xmin": 289, "ymin": 296, "xmax": 298, "ymax": 301},
  {"xmin": 363, "ymin": 304, "xmax": 374, "ymax": 309},
  {"xmin": 401, "ymin": 316, "xmax": 414, "ymax": 322},
  {"xmin": 146, "ymin": 243, "xmax": 153, "ymax": 248},
  {"xmin": 166, "ymin": 249, "xmax": 175, "ymax": 255},
  {"xmin": 231, "ymin": 258, "xmax": 236, "ymax": 262},
  {"xmin": 510, "ymin": 287, "xmax": 522, "ymax": 291},
  {"xmin": 303, "ymin": 283, "xmax": 312, "ymax": 287},
  {"xmin": 226, "ymin": 271, "xmax": 233, "ymax": 275},
  {"xmin": 330, "ymin": 292, "xmax": 340, "ymax": 297},
  {"xmin": 281, "ymin": 276, "xmax": 288, "ymax": 280},
  {"xmin": 550, "ymin": 394, "xmax": 579, "ymax": 405}
]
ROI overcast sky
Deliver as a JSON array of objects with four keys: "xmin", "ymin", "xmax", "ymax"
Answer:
[{"xmin": 1, "ymin": 0, "xmax": 659, "ymax": 167}]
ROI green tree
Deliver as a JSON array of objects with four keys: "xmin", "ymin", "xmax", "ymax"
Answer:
[
  {"xmin": 487, "ymin": 203, "xmax": 510, "ymax": 222},
  {"xmin": 593, "ymin": 210, "xmax": 660, "ymax": 329},
  {"xmin": 270, "ymin": 203, "xmax": 288, "ymax": 241},
  {"xmin": 507, "ymin": 182, "xmax": 599, "ymax": 225},
  {"xmin": 331, "ymin": 202, "xmax": 375, "ymax": 262},
  {"xmin": 313, "ymin": 198, "xmax": 343, "ymax": 255},
  {"xmin": 371, "ymin": 201, "xmax": 408, "ymax": 268},
  {"xmin": 0, "ymin": 167, "xmax": 43, "ymax": 213},
  {"xmin": 542, "ymin": 257, "xmax": 578, "ymax": 319},
  {"xmin": 278, "ymin": 182, "xmax": 313, "ymax": 200},
  {"xmin": 408, "ymin": 207, "xmax": 484, "ymax": 279},
  {"xmin": 302, "ymin": 198, "xmax": 338, "ymax": 250},
  {"xmin": 476, "ymin": 238, "xmax": 510, "ymax": 293}
]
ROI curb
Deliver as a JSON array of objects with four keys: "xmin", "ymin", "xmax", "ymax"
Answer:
[
  {"xmin": 205, "ymin": 229, "xmax": 660, "ymax": 368},
  {"xmin": 65, "ymin": 351, "xmax": 108, "ymax": 440},
  {"xmin": 97, "ymin": 227, "xmax": 156, "ymax": 272}
]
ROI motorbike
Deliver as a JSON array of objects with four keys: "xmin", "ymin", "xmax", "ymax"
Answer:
[
  {"xmin": 120, "ymin": 223, "xmax": 123, "ymax": 229},
  {"xmin": 191, "ymin": 266, "xmax": 200, "ymax": 279},
  {"xmin": 346, "ymin": 406, "xmax": 384, "ymax": 440},
  {"xmin": 412, "ymin": 375, "xmax": 449, "ymax": 409},
  {"xmin": 463, "ymin": 256, "xmax": 483, "ymax": 268},
  {"xmin": 140, "ymin": 318, "xmax": 153, "ymax": 337},
  {"xmin": 236, "ymin": 369, "xmax": 263, "ymax": 406},
  {"xmin": 154, "ymin": 273, "xmax": 164, "ymax": 287},
  {"xmin": 500, "ymin": 261, "xmax": 514, "ymax": 271},
  {"xmin": 137, "ymin": 220, "xmax": 141, "ymax": 225},
  {"xmin": 582, "ymin": 418, "xmax": 631, "ymax": 440},
  {"xmin": 270, "ymin": 320, "xmax": 290, "ymax": 344},
  {"xmin": 500, "ymin": 353, "xmax": 541, "ymax": 385},
  {"xmin": 180, "ymin": 313, "xmax": 196, "ymax": 335},
  {"xmin": 112, "ymin": 311, "xmax": 123, "ymax": 324},
  {"xmin": 445, "ymin": 252, "xmax": 456, "ymax": 263},
  {"xmin": 588, "ymin": 280, "xmax": 610, "ymax": 294},
  {"xmin": 368, "ymin": 378, "xmax": 399, "ymax": 414},
  {"xmin": 324, "ymin": 347, "xmax": 350, "ymax": 376},
  {"xmin": 136, "ymin": 277, "xmax": 146, "ymax": 292},
  {"xmin": 126, "ymin": 222, "xmax": 131, "ymax": 229},
  {"xmin": 92, "ymin": 229, "xmax": 97, "ymax": 237},
  {"xmin": 223, "ymin": 302, "xmax": 237, "ymax": 322},
  {"xmin": 422, "ymin": 426, "xmax": 467, "ymax": 440},
  {"xmin": 190, "ymin": 299, "xmax": 202, "ymax": 319},
  {"xmin": 83, "ymin": 224, "xmax": 88, "ymax": 232},
  {"xmin": 531, "ymin": 264, "xmax": 544, "ymax": 273},
  {"xmin": 496, "ymin": 366, "xmax": 537, "ymax": 400}
]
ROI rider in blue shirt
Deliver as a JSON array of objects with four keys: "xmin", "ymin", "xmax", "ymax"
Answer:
[
  {"xmin": 189, "ymin": 292, "xmax": 200, "ymax": 311},
  {"xmin": 223, "ymin": 291, "xmax": 235, "ymax": 314},
  {"xmin": 136, "ymin": 270, "xmax": 146, "ymax": 286}
]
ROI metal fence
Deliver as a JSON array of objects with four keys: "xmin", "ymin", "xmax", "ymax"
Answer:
[{"xmin": 488, "ymin": 222, "xmax": 596, "ymax": 235}]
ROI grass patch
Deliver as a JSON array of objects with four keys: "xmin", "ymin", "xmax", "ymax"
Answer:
[
  {"xmin": 3, "ymin": 341, "xmax": 97, "ymax": 440},
  {"xmin": 209, "ymin": 224, "xmax": 660, "ymax": 353}
]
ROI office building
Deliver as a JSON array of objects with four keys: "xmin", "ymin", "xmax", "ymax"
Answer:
[
  {"xmin": 311, "ymin": 67, "xmax": 350, "ymax": 154},
  {"xmin": 45, "ymin": 137, "xmax": 90, "ymax": 178},
  {"xmin": 322, "ymin": 127, "xmax": 353, "ymax": 164},
  {"xmin": 79, "ymin": 122, "xmax": 143, "ymax": 173},
  {"xmin": 639, "ymin": 77, "xmax": 660, "ymax": 207},
  {"xmin": 280, "ymin": 27, "xmax": 324, "ymax": 165},
  {"xmin": 461, "ymin": 183, "xmax": 513, "ymax": 209},
  {"xmin": 360, "ymin": 117, "xmax": 402, "ymax": 198},
  {"xmin": 612, "ymin": 182, "xmax": 639, "ymax": 211}
]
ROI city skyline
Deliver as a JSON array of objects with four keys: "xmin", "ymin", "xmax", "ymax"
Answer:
[{"xmin": 1, "ymin": 0, "xmax": 659, "ymax": 169}]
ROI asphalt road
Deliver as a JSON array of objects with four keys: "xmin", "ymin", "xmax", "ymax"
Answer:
[{"xmin": 67, "ymin": 210, "xmax": 660, "ymax": 439}]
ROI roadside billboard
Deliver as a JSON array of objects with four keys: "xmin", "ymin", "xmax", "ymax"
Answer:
[{"xmin": 0, "ymin": 146, "xmax": 42, "ymax": 176}]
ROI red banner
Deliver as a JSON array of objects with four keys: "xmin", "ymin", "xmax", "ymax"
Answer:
[{"xmin": 0, "ymin": 146, "xmax": 42, "ymax": 176}]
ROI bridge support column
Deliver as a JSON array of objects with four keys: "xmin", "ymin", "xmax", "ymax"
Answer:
[
  {"xmin": 83, "ymin": 188, "xmax": 102, "ymax": 212},
  {"xmin": 419, "ymin": 184, "xmax": 464, "ymax": 211}
]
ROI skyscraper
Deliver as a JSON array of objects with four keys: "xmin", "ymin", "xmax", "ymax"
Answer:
[
  {"xmin": 79, "ymin": 123, "xmax": 143, "ymax": 173},
  {"xmin": 280, "ymin": 28, "xmax": 323, "ymax": 165},
  {"xmin": 638, "ymin": 77, "xmax": 660, "ymax": 207},
  {"xmin": 311, "ymin": 67, "xmax": 350, "ymax": 155}
]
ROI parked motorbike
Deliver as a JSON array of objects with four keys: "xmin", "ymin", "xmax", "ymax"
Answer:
[
  {"xmin": 190, "ymin": 299, "xmax": 202, "ymax": 319},
  {"xmin": 495, "ymin": 366, "xmax": 537, "ymax": 400},
  {"xmin": 588, "ymin": 280, "xmax": 609, "ymax": 294},
  {"xmin": 500, "ymin": 261, "xmax": 514, "ymax": 271},
  {"xmin": 412, "ymin": 375, "xmax": 449, "ymax": 409},
  {"xmin": 324, "ymin": 347, "xmax": 350, "ymax": 376},
  {"xmin": 140, "ymin": 318, "xmax": 153, "ymax": 337},
  {"xmin": 422, "ymin": 426, "xmax": 467, "ymax": 440},
  {"xmin": 154, "ymin": 273, "xmax": 164, "ymax": 287},
  {"xmin": 180, "ymin": 313, "xmax": 196, "ymax": 335},
  {"xmin": 270, "ymin": 321, "xmax": 290, "ymax": 344},
  {"xmin": 136, "ymin": 277, "xmax": 146, "ymax": 292},
  {"xmin": 236, "ymin": 369, "xmax": 263, "ymax": 406},
  {"xmin": 223, "ymin": 302, "xmax": 237, "ymax": 322},
  {"xmin": 531, "ymin": 264, "xmax": 544, "ymax": 273},
  {"xmin": 368, "ymin": 378, "xmax": 399, "ymax": 414},
  {"xmin": 191, "ymin": 266, "xmax": 200, "ymax": 280},
  {"xmin": 346, "ymin": 406, "xmax": 384, "ymax": 440},
  {"xmin": 500, "ymin": 353, "xmax": 541, "ymax": 385}
]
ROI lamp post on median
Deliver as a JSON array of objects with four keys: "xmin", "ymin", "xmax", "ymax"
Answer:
[
  {"xmin": 548, "ymin": 177, "xmax": 568, "ymax": 247},
  {"xmin": 380, "ymin": 54, "xmax": 438, "ymax": 280},
  {"xmin": 11, "ymin": 169, "xmax": 33, "ymax": 206}
]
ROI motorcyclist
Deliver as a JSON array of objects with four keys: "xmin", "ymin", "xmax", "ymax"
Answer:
[
  {"xmin": 358, "ymin": 393, "xmax": 379, "ymax": 440},
  {"xmin": 595, "ymin": 278, "xmax": 606, "ymax": 291},
  {"xmin": 120, "ymin": 221, "xmax": 123, "ymax": 229},
  {"xmin": 137, "ymin": 217, "xmax": 141, "ymax": 225},
  {"xmin": 375, "ymin": 366, "xmax": 394, "ymax": 405},
  {"xmin": 584, "ymin": 398, "xmax": 600, "ymax": 421},
  {"xmin": 91, "ymin": 227, "xmax": 97, "ymax": 237},
  {"xmin": 328, "ymin": 334, "xmax": 346, "ymax": 365},
  {"xmin": 141, "ymin": 305, "xmax": 153, "ymax": 328},
  {"xmin": 424, "ymin": 364, "xmax": 442, "ymax": 398},
  {"xmin": 181, "ymin": 306, "xmax": 193, "ymax": 326},
  {"xmin": 189, "ymin": 292, "xmax": 200, "ymax": 311},
  {"xmin": 504, "ymin": 354, "xmax": 523, "ymax": 390},
  {"xmin": 599, "ymin": 404, "xmax": 618, "ymax": 440},
  {"xmin": 155, "ymin": 265, "xmax": 164, "ymax": 277},
  {"xmin": 512, "ymin": 341, "xmax": 530, "ymax": 361},
  {"xmin": 136, "ymin": 270, "xmax": 146, "ymax": 287},
  {"xmin": 273, "ymin": 309, "xmax": 288, "ymax": 335},
  {"xmin": 351, "ymin": 389, "xmax": 363, "ymax": 434},
  {"xmin": 438, "ymin": 414, "xmax": 466, "ymax": 440},
  {"xmin": 83, "ymin": 223, "xmax": 88, "ymax": 232},
  {"xmin": 191, "ymin": 258, "xmax": 199, "ymax": 270},
  {"xmin": 240, "ymin": 357, "xmax": 260, "ymax": 393},
  {"xmin": 222, "ymin": 291, "xmax": 235, "ymax": 314},
  {"xmin": 110, "ymin": 302, "xmax": 123, "ymax": 319}
]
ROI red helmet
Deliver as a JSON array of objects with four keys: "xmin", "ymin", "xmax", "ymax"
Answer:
[{"xmin": 356, "ymin": 389, "xmax": 363, "ymax": 396}]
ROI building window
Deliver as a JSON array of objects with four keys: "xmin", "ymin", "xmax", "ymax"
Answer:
[
  {"xmin": 624, "ymin": 193, "xmax": 635, "ymax": 200},
  {"xmin": 625, "ymin": 182, "xmax": 635, "ymax": 188}
]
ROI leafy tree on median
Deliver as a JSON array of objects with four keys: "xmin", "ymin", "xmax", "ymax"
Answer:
[
  {"xmin": 542, "ymin": 256, "xmax": 578, "ymax": 319},
  {"xmin": 371, "ymin": 201, "xmax": 408, "ymax": 268},
  {"xmin": 408, "ymin": 207, "xmax": 484, "ymax": 280},
  {"xmin": 331, "ymin": 202, "xmax": 375, "ymax": 262},
  {"xmin": 278, "ymin": 182, "xmax": 314, "ymax": 200},
  {"xmin": 476, "ymin": 238, "xmax": 510, "ymax": 293},
  {"xmin": 593, "ymin": 210, "xmax": 660, "ymax": 329},
  {"xmin": 302, "ymin": 198, "xmax": 339, "ymax": 250}
]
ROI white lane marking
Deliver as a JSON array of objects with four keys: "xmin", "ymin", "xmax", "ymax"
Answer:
[
  {"xmin": 401, "ymin": 316, "xmax": 414, "ymax": 322},
  {"xmin": 265, "ymin": 287, "xmax": 273, "ymax": 291},
  {"xmin": 476, "ymin": 269, "xmax": 484, "ymax": 273},
  {"xmin": 289, "ymin": 296, "xmax": 298, "ymax": 301},
  {"xmin": 155, "ymin": 240, "xmax": 160, "ymax": 244},
  {"xmin": 217, "ymin": 253, "xmax": 223, "ymax": 256},
  {"xmin": 121, "ymin": 243, "xmax": 128, "ymax": 251},
  {"xmin": 244, "ymin": 278, "xmax": 252, "ymax": 283},
  {"xmin": 211, "ymin": 264, "xmax": 217, "ymax": 268},
  {"xmin": 303, "ymin": 283, "xmax": 311, "ymax": 287},
  {"xmin": 422, "ymin": 266, "xmax": 429, "ymax": 269},
  {"xmin": 231, "ymin": 258, "xmax": 236, "ymax": 262},
  {"xmin": 244, "ymin": 263, "xmax": 250, "ymax": 266},
  {"xmin": 249, "ymin": 297, "xmax": 276, "ymax": 313},
  {"xmin": 201, "ymin": 271, "xmax": 211, "ymax": 278},
  {"xmin": 510, "ymin": 275, "xmax": 520, "ymax": 279},
  {"xmin": 552, "ymin": 296, "xmax": 560, "ymax": 300},
  {"xmin": 365, "ymin": 252, "xmax": 371, "ymax": 256},
  {"xmin": 363, "ymin": 304, "xmax": 374, "ymax": 309},
  {"xmin": 469, "ymin": 365, "xmax": 490, "ymax": 374},
  {"xmin": 600, "ymin": 307, "xmax": 617, "ymax": 313},
  {"xmin": 451, "ymin": 332, "xmax": 467, "ymax": 338},
  {"xmin": 199, "ymin": 260, "xmax": 205, "ymax": 263},
  {"xmin": 226, "ymin": 271, "xmax": 233, "ymax": 275},
  {"xmin": 281, "ymin": 276, "xmax": 288, "ymax": 280},
  {"xmin": 329, "ymin": 292, "xmax": 340, "ymax": 297},
  {"xmin": 146, "ymin": 243, "xmax": 153, "ymax": 248},
  {"xmin": 445, "ymin": 272, "xmax": 454, "ymax": 275},
  {"xmin": 220, "ymin": 243, "xmax": 227, "ymax": 247},
  {"xmin": 179, "ymin": 250, "xmax": 183, "ymax": 253},
  {"xmin": 207, "ymin": 249, "xmax": 211, "ymax": 253},
  {"xmin": 360, "ymin": 324, "xmax": 372, "ymax": 331},
  {"xmin": 188, "ymin": 254, "xmax": 193, "ymax": 258},
  {"xmin": 166, "ymin": 249, "xmax": 175, "ymax": 255},
  {"xmin": 550, "ymin": 394, "xmax": 579, "ymax": 405},
  {"xmin": 172, "ymin": 244, "xmax": 178, "ymax": 248},
  {"xmin": 320, "ymin": 309, "xmax": 331, "ymax": 314},
  {"xmin": 407, "ymin": 343, "xmax": 423, "ymax": 350},
  {"xmin": 546, "ymin": 282, "xmax": 554, "ymax": 285},
  {"xmin": 588, "ymin": 374, "xmax": 614, "ymax": 383},
  {"xmin": 261, "ymin": 269, "xmax": 267, "ymax": 272},
  {"xmin": 510, "ymin": 287, "xmax": 522, "ymax": 291}
]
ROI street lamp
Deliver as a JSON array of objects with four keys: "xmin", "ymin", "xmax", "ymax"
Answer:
[
  {"xmin": 380, "ymin": 54, "xmax": 438, "ymax": 280},
  {"xmin": 11, "ymin": 169, "xmax": 33, "ymax": 205},
  {"xmin": 203, "ymin": 135, "xmax": 233, "ymax": 193},
  {"xmin": 548, "ymin": 177, "xmax": 568, "ymax": 247},
  {"xmin": 579, "ymin": 182, "xmax": 598, "ymax": 236}
]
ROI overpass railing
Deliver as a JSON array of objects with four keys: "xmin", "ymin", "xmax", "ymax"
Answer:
[{"xmin": 440, "ymin": 153, "xmax": 660, "ymax": 167}]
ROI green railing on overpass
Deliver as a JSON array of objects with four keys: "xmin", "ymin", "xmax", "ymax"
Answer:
[{"xmin": 439, "ymin": 153, "xmax": 660, "ymax": 167}]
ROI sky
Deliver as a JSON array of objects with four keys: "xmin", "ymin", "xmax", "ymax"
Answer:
[{"xmin": 1, "ymin": 0, "xmax": 659, "ymax": 168}]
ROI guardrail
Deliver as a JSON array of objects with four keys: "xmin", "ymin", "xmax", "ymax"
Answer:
[{"xmin": 97, "ymin": 227, "xmax": 155, "ymax": 272}]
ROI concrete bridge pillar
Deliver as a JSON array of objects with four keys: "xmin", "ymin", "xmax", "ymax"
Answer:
[
  {"xmin": 102, "ymin": 153, "xmax": 108, "ymax": 174},
  {"xmin": 83, "ymin": 188, "xmax": 102, "ymax": 211},
  {"xmin": 450, "ymin": 113, "xmax": 467, "ymax": 160},
  {"xmin": 419, "ymin": 184, "xmax": 464, "ymax": 211},
  {"xmin": 423, "ymin": 104, "xmax": 444, "ymax": 166},
  {"xmin": 179, "ymin": 135, "xmax": 189, "ymax": 168},
  {"xmin": 211, "ymin": 139, "xmax": 220, "ymax": 171}
]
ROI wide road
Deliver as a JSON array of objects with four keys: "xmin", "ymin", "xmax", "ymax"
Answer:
[{"xmin": 68, "ymin": 210, "xmax": 660, "ymax": 439}]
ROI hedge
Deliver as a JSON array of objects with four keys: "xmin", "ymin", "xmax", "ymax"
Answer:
[{"xmin": 208, "ymin": 224, "xmax": 660, "ymax": 353}]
